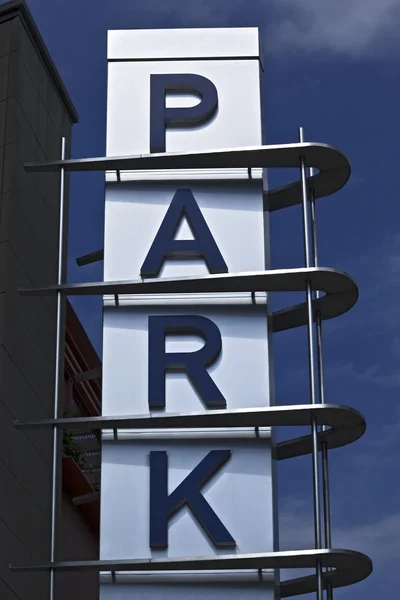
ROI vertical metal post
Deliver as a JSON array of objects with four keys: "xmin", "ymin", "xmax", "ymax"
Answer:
[
  {"xmin": 310, "ymin": 166, "xmax": 333, "ymax": 600},
  {"xmin": 49, "ymin": 136, "xmax": 67, "ymax": 600},
  {"xmin": 298, "ymin": 127, "xmax": 323, "ymax": 600}
]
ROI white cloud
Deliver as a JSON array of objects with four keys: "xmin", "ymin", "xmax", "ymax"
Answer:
[
  {"xmin": 278, "ymin": 510, "xmax": 398, "ymax": 598},
  {"xmin": 324, "ymin": 361, "xmax": 400, "ymax": 388},
  {"xmin": 283, "ymin": 359, "xmax": 400, "ymax": 390},
  {"xmin": 116, "ymin": 0, "xmax": 400, "ymax": 59},
  {"xmin": 325, "ymin": 231, "xmax": 400, "ymax": 337},
  {"xmin": 280, "ymin": 496, "xmax": 400, "ymax": 562},
  {"xmin": 268, "ymin": 0, "xmax": 400, "ymax": 58}
]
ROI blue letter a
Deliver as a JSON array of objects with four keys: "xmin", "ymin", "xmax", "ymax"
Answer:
[{"xmin": 140, "ymin": 189, "xmax": 228, "ymax": 278}]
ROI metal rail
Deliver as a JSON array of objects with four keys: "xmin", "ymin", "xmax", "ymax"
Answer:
[
  {"xmin": 24, "ymin": 142, "xmax": 350, "ymax": 212},
  {"xmin": 49, "ymin": 136, "xmax": 67, "ymax": 600},
  {"xmin": 14, "ymin": 404, "xmax": 366, "ymax": 463},
  {"xmin": 18, "ymin": 267, "xmax": 358, "ymax": 335},
  {"xmin": 9, "ymin": 548, "xmax": 372, "ymax": 598}
]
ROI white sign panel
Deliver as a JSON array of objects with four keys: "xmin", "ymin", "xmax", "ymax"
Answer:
[{"xmin": 100, "ymin": 28, "xmax": 276, "ymax": 600}]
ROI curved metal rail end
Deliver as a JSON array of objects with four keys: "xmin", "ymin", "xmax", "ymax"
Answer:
[
  {"xmin": 278, "ymin": 549, "xmax": 372, "ymax": 597},
  {"xmin": 9, "ymin": 548, "xmax": 372, "ymax": 597}
]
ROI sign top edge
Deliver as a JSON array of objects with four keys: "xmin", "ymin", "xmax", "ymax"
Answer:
[{"xmin": 107, "ymin": 27, "xmax": 261, "ymax": 61}]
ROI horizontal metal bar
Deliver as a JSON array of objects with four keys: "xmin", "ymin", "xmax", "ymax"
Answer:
[
  {"xmin": 99, "ymin": 571, "xmax": 274, "ymax": 585},
  {"xmin": 18, "ymin": 266, "xmax": 355, "ymax": 297},
  {"xmin": 13, "ymin": 404, "xmax": 363, "ymax": 431},
  {"xmin": 9, "ymin": 548, "xmax": 372, "ymax": 597},
  {"xmin": 108, "ymin": 56, "xmax": 261, "ymax": 64},
  {"xmin": 72, "ymin": 492, "xmax": 100, "ymax": 506},
  {"xmin": 18, "ymin": 267, "xmax": 358, "ymax": 334},
  {"xmin": 14, "ymin": 404, "xmax": 366, "ymax": 460},
  {"xmin": 24, "ymin": 142, "xmax": 350, "ymax": 212},
  {"xmin": 74, "ymin": 366, "xmax": 102, "ymax": 383},
  {"xmin": 76, "ymin": 249, "xmax": 104, "ymax": 267}
]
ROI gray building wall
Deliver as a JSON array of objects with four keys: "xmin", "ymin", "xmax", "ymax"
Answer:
[
  {"xmin": 0, "ymin": 2, "xmax": 97, "ymax": 599},
  {"xmin": 58, "ymin": 491, "xmax": 99, "ymax": 600}
]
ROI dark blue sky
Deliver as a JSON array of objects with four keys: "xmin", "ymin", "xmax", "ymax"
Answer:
[{"xmin": 21, "ymin": 0, "xmax": 400, "ymax": 596}]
